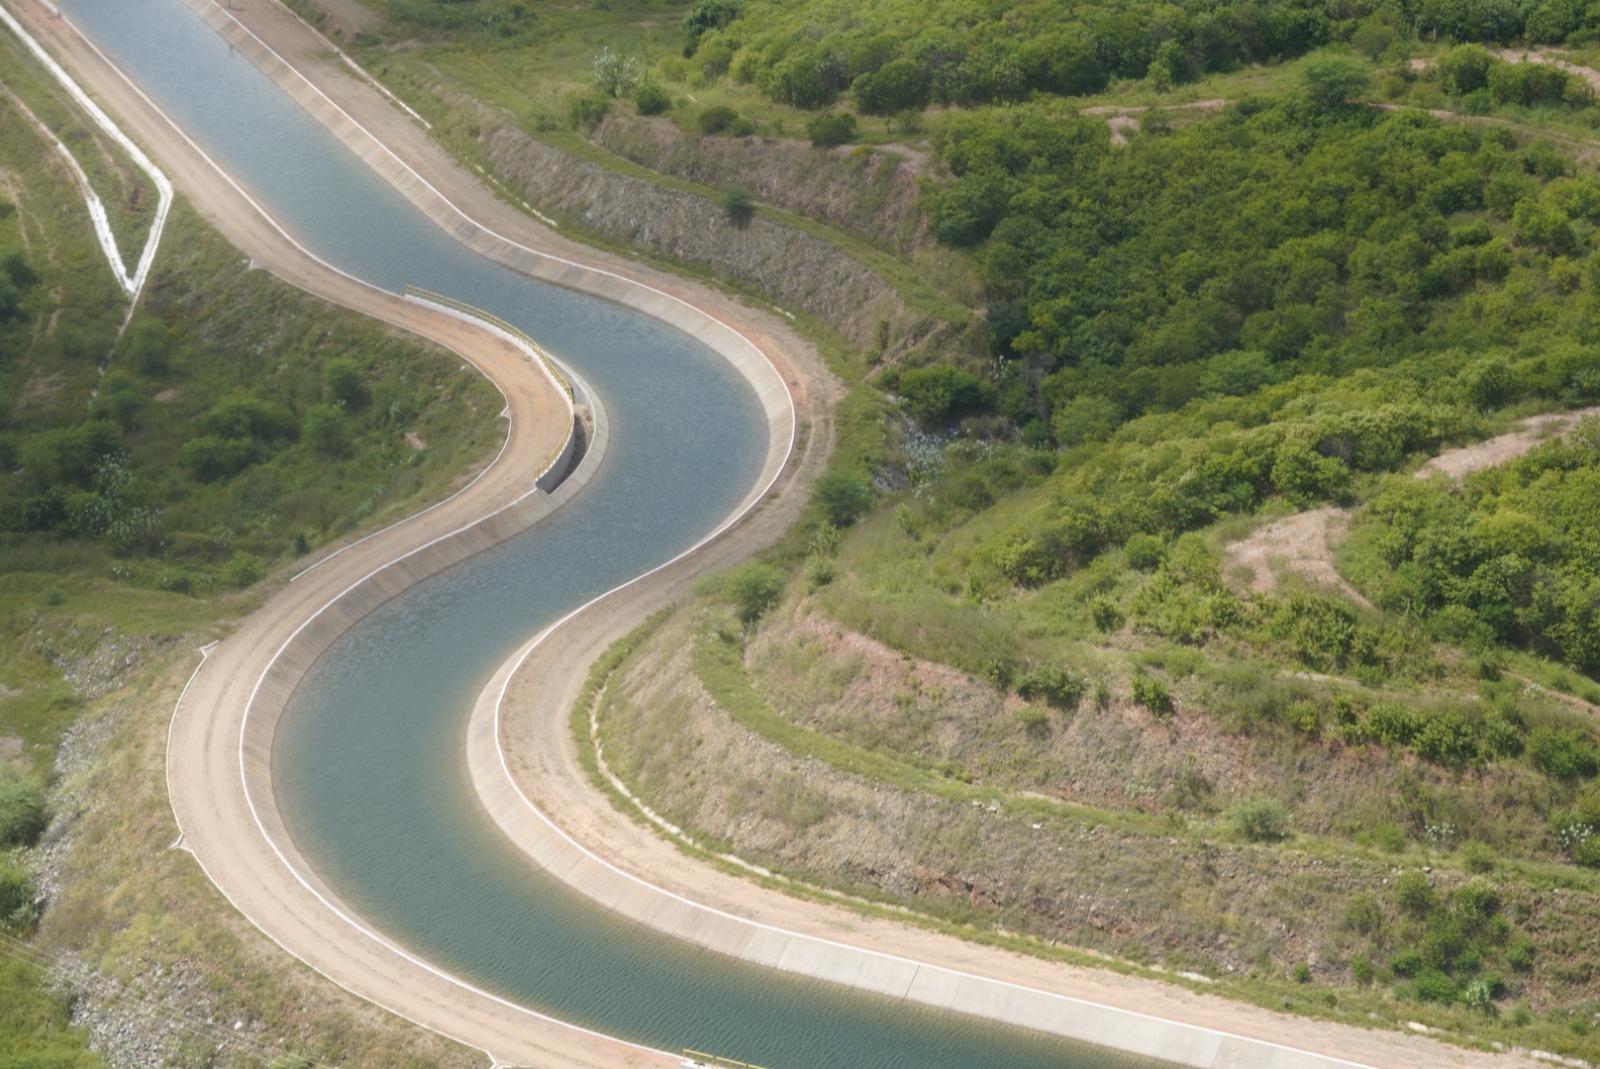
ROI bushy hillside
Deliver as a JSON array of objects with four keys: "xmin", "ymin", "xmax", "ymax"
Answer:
[
  {"xmin": 0, "ymin": 43, "xmax": 499, "ymax": 1061},
  {"xmin": 683, "ymin": 0, "xmax": 1600, "ymax": 112},
  {"xmin": 583, "ymin": 73, "xmax": 1600, "ymax": 1057}
]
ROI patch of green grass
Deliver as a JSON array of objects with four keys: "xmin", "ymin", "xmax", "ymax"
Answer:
[
  {"xmin": 0, "ymin": 955, "xmax": 104, "ymax": 1068},
  {"xmin": 0, "ymin": 27, "xmax": 152, "ymax": 264}
]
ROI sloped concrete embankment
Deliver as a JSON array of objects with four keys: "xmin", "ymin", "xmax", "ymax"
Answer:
[
  {"xmin": 237, "ymin": 372, "xmax": 601, "ymax": 992},
  {"xmin": 185, "ymin": 0, "xmax": 802, "ymax": 422}
]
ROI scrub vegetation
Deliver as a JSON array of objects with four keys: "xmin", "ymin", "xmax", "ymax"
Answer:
[
  {"xmin": 318, "ymin": 0, "xmax": 1600, "ymax": 1060},
  {"xmin": 0, "ymin": 33, "xmax": 495, "ymax": 1066},
  {"xmin": 30, "ymin": 0, "xmax": 1600, "ymax": 1060}
]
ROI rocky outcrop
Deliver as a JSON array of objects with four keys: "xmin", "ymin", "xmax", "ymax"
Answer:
[
  {"xmin": 475, "ymin": 121, "xmax": 915, "ymax": 352},
  {"xmin": 592, "ymin": 118, "xmax": 920, "ymax": 251},
  {"xmin": 592, "ymin": 115, "xmax": 979, "ymax": 305}
]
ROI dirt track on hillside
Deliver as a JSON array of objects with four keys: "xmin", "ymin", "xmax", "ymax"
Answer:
[{"xmin": 1228, "ymin": 409, "xmax": 1600, "ymax": 600}]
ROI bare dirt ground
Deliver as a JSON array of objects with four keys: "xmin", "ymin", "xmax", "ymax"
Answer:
[
  {"xmin": 1417, "ymin": 407, "xmax": 1599, "ymax": 479},
  {"xmin": 1080, "ymin": 99, "xmax": 1227, "ymax": 145},
  {"xmin": 1493, "ymin": 49, "xmax": 1600, "ymax": 94},
  {"xmin": 298, "ymin": 0, "xmax": 378, "ymax": 38},
  {"xmin": 1228, "ymin": 408, "xmax": 1600, "ymax": 600},
  {"xmin": 1226, "ymin": 506, "xmax": 1372, "ymax": 606}
]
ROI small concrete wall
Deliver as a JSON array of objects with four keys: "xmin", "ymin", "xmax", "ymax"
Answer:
[{"xmin": 401, "ymin": 290, "xmax": 580, "ymax": 492}]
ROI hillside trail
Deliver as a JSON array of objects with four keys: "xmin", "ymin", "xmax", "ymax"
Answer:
[
  {"xmin": 1085, "ymin": 50, "xmax": 1600, "ymax": 152},
  {"xmin": 1224, "ymin": 407, "xmax": 1600, "ymax": 602},
  {"xmin": 1492, "ymin": 48, "xmax": 1600, "ymax": 93}
]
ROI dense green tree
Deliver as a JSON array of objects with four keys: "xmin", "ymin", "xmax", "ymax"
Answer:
[
  {"xmin": 853, "ymin": 58, "xmax": 928, "ymax": 115},
  {"xmin": 1301, "ymin": 57, "xmax": 1370, "ymax": 111}
]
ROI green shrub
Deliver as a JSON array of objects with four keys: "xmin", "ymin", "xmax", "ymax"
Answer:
[
  {"xmin": 1438, "ymin": 45, "xmax": 1492, "ymax": 95},
  {"xmin": 1015, "ymin": 664, "xmax": 1086, "ymax": 709},
  {"xmin": 1366, "ymin": 822, "xmax": 1407, "ymax": 853},
  {"xmin": 698, "ymin": 104, "xmax": 737, "ymax": 134},
  {"xmin": 1343, "ymin": 892, "xmax": 1383, "ymax": 936},
  {"xmin": 806, "ymin": 111, "xmax": 857, "ymax": 147},
  {"xmin": 1366, "ymin": 703, "xmax": 1418, "ymax": 746},
  {"xmin": 1396, "ymin": 870, "xmax": 1435, "ymax": 915},
  {"xmin": 1460, "ymin": 841, "xmax": 1496, "ymax": 874},
  {"xmin": 1124, "ymin": 532, "xmax": 1165, "ymax": 571},
  {"xmin": 122, "ymin": 314, "xmax": 169, "ymax": 374},
  {"xmin": 0, "ymin": 857, "xmax": 30, "ymax": 928},
  {"xmin": 853, "ymin": 58, "xmax": 929, "ymax": 115},
  {"xmin": 1453, "ymin": 880, "xmax": 1500, "ymax": 923},
  {"xmin": 1089, "ymin": 596, "xmax": 1124, "ymax": 633},
  {"xmin": 725, "ymin": 563, "xmax": 784, "ymax": 625},
  {"xmin": 1351, "ymin": 955, "xmax": 1375, "ymax": 985},
  {"xmin": 719, "ymin": 185, "xmax": 755, "ymax": 226},
  {"xmin": 221, "ymin": 551, "xmax": 265, "ymax": 589},
  {"xmin": 0, "ymin": 770, "xmax": 46, "ymax": 847},
  {"xmin": 812, "ymin": 471, "xmax": 872, "ymax": 527},
  {"xmin": 1414, "ymin": 709, "xmax": 1482, "ymax": 767},
  {"xmin": 179, "ymin": 435, "xmax": 257, "ymax": 481},
  {"xmin": 1507, "ymin": 936, "xmax": 1536, "ymax": 973},
  {"xmin": 1130, "ymin": 674, "xmax": 1172, "ymax": 716},
  {"xmin": 1291, "ymin": 962, "xmax": 1311, "ymax": 983},
  {"xmin": 323, "ymin": 358, "xmax": 366, "ymax": 408},
  {"xmin": 303, "ymin": 405, "xmax": 351, "ymax": 458},
  {"xmin": 205, "ymin": 395, "xmax": 297, "ymax": 441},
  {"xmin": 1569, "ymin": 832, "xmax": 1600, "ymax": 868},
  {"xmin": 1414, "ymin": 967, "xmax": 1459, "ymax": 1003},
  {"xmin": 567, "ymin": 91, "xmax": 610, "ymax": 129},
  {"xmin": 1300, "ymin": 56, "xmax": 1369, "ymax": 111},
  {"xmin": 1017, "ymin": 704, "xmax": 1049, "ymax": 731},
  {"xmin": 634, "ymin": 82, "xmax": 671, "ymax": 115},
  {"xmin": 1285, "ymin": 700, "xmax": 1319, "ymax": 735},
  {"xmin": 1528, "ymin": 726, "xmax": 1600, "ymax": 779},
  {"xmin": 948, "ymin": 474, "xmax": 994, "ymax": 511},
  {"xmin": 1390, "ymin": 948, "xmax": 1423, "ymax": 977},
  {"xmin": 1052, "ymin": 394, "xmax": 1120, "ymax": 446},
  {"xmin": 1229, "ymin": 795, "xmax": 1288, "ymax": 842},
  {"xmin": 896, "ymin": 365, "xmax": 993, "ymax": 427}
]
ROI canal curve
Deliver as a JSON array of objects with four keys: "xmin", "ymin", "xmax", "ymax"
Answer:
[{"xmin": 53, "ymin": 1, "xmax": 1159, "ymax": 1067}]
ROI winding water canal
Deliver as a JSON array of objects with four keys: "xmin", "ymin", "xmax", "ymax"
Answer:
[{"xmin": 59, "ymin": 2, "xmax": 1161, "ymax": 1065}]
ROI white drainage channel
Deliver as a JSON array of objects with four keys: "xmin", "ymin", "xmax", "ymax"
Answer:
[{"xmin": 0, "ymin": 1, "xmax": 173, "ymax": 300}]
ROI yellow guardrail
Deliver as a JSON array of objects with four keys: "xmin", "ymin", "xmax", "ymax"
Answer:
[
  {"xmin": 682, "ymin": 1051, "xmax": 771, "ymax": 1069},
  {"xmin": 404, "ymin": 284, "xmax": 574, "ymax": 403}
]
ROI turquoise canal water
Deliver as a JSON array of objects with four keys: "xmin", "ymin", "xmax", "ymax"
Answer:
[{"xmin": 59, "ymin": 2, "xmax": 1169, "ymax": 1065}]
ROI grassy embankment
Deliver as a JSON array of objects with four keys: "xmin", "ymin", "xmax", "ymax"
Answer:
[{"xmin": 0, "ymin": 27, "xmax": 496, "ymax": 1065}]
